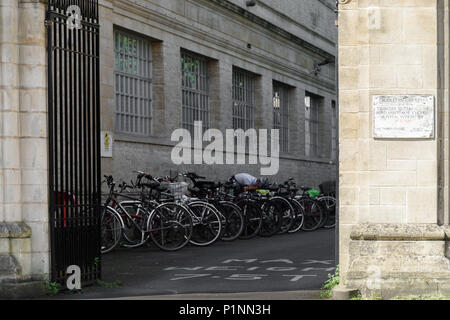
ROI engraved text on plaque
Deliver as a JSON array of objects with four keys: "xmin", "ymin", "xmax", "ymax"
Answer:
[{"xmin": 373, "ymin": 95, "xmax": 435, "ymax": 139}]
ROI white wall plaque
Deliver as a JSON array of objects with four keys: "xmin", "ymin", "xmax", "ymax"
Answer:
[
  {"xmin": 373, "ymin": 95, "xmax": 435, "ymax": 139},
  {"xmin": 101, "ymin": 131, "xmax": 113, "ymax": 158}
]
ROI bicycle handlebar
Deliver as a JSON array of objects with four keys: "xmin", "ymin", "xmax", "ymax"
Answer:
[
  {"xmin": 104, "ymin": 175, "xmax": 114, "ymax": 184},
  {"xmin": 133, "ymin": 171, "xmax": 155, "ymax": 187},
  {"xmin": 179, "ymin": 172, "xmax": 205, "ymax": 180}
]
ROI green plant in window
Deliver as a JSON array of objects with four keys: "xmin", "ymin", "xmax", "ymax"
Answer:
[
  {"xmin": 116, "ymin": 34, "xmax": 140, "ymax": 75},
  {"xmin": 181, "ymin": 57, "xmax": 199, "ymax": 87},
  {"xmin": 133, "ymin": 39, "xmax": 138, "ymax": 74}
]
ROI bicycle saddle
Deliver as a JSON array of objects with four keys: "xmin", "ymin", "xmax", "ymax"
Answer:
[
  {"xmin": 186, "ymin": 172, "xmax": 206, "ymax": 180},
  {"xmin": 156, "ymin": 185, "xmax": 169, "ymax": 192},
  {"xmin": 277, "ymin": 187, "xmax": 290, "ymax": 195},
  {"xmin": 188, "ymin": 186, "xmax": 201, "ymax": 196},
  {"xmin": 140, "ymin": 181, "xmax": 161, "ymax": 189}
]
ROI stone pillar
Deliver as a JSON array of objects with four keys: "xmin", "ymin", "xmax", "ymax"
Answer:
[
  {"xmin": 289, "ymin": 87, "xmax": 304, "ymax": 157},
  {"xmin": 163, "ymin": 40, "xmax": 183, "ymax": 140},
  {"xmin": 0, "ymin": 0, "xmax": 26, "ymax": 283},
  {"xmin": 254, "ymin": 71, "xmax": 272, "ymax": 131},
  {"xmin": 210, "ymin": 58, "xmax": 231, "ymax": 133},
  {"xmin": 0, "ymin": 0, "xmax": 48, "ymax": 295},
  {"xmin": 337, "ymin": 0, "xmax": 450, "ymax": 298},
  {"xmin": 18, "ymin": 0, "xmax": 49, "ymax": 282},
  {"xmin": 99, "ymin": 0, "xmax": 114, "ymax": 175},
  {"xmin": 152, "ymin": 40, "xmax": 166, "ymax": 138},
  {"xmin": 1, "ymin": 0, "xmax": 21, "ymax": 225},
  {"xmin": 320, "ymin": 96, "xmax": 333, "ymax": 159}
]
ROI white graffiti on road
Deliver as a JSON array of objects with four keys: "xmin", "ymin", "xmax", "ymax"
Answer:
[
  {"xmin": 260, "ymin": 259, "xmax": 294, "ymax": 264},
  {"xmin": 222, "ymin": 259, "xmax": 258, "ymax": 264},
  {"xmin": 164, "ymin": 266, "xmax": 335, "ymax": 272},
  {"xmin": 302, "ymin": 259, "xmax": 333, "ymax": 265},
  {"xmin": 169, "ymin": 274, "xmax": 318, "ymax": 282},
  {"xmin": 163, "ymin": 258, "xmax": 335, "ymax": 282},
  {"xmin": 283, "ymin": 275, "xmax": 317, "ymax": 282},
  {"xmin": 221, "ymin": 259, "xmax": 294, "ymax": 264}
]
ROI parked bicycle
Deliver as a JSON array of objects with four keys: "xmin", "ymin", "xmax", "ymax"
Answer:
[
  {"xmin": 100, "ymin": 171, "xmax": 336, "ymax": 255},
  {"xmin": 100, "ymin": 173, "xmax": 193, "ymax": 253}
]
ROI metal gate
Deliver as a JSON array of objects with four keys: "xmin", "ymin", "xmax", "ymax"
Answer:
[{"xmin": 46, "ymin": 0, "xmax": 101, "ymax": 287}]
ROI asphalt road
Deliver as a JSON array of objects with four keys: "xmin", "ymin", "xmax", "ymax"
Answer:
[{"xmin": 53, "ymin": 228, "xmax": 335, "ymax": 299}]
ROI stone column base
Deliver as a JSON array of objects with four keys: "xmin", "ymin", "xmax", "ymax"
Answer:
[
  {"xmin": 0, "ymin": 280, "xmax": 46, "ymax": 300},
  {"xmin": 0, "ymin": 223, "xmax": 32, "ymax": 283},
  {"xmin": 0, "ymin": 222, "xmax": 47, "ymax": 299},
  {"xmin": 331, "ymin": 285, "xmax": 360, "ymax": 300},
  {"xmin": 342, "ymin": 224, "xmax": 450, "ymax": 299}
]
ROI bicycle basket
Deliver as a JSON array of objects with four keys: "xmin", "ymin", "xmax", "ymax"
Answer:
[
  {"xmin": 168, "ymin": 182, "xmax": 188, "ymax": 199},
  {"xmin": 319, "ymin": 180, "xmax": 336, "ymax": 196}
]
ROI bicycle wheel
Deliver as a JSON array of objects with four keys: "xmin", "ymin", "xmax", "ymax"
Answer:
[
  {"xmin": 288, "ymin": 198, "xmax": 305, "ymax": 233},
  {"xmin": 259, "ymin": 199, "xmax": 283, "ymax": 237},
  {"xmin": 317, "ymin": 198, "xmax": 329, "ymax": 229},
  {"xmin": 319, "ymin": 196, "xmax": 336, "ymax": 229},
  {"xmin": 216, "ymin": 201, "xmax": 244, "ymax": 242},
  {"xmin": 298, "ymin": 197, "xmax": 324, "ymax": 231},
  {"xmin": 237, "ymin": 200, "xmax": 263, "ymax": 240},
  {"xmin": 100, "ymin": 206, "xmax": 124, "ymax": 254},
  {"xmin": 271, "ymin": 197, "xmax": 295, "ymax": 234},
  {"xmin": 119, "ymin": 203, "xmax": 150, "ymax": 248},
  {"xmin": 187, "ymin": 202, "xmax": 222, "ymax": 246},
  {"xmin": 147, "ymin": 202, "xmax": 193, "ymax": 251}
]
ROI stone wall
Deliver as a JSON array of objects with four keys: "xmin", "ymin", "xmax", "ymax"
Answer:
[
  {"xmin": 228, "ymin": 0, "xmax": 337, "ymax": 53},
  {"xmin": 0, "ymin": 0, "xmax": 49, "ymax": 284},
  {"xmin": 110, "ymin": 141, "xmax": 336, "ymax": 187},
  {"xmin": 338, "ymin": 0, "xmax": 450, "ymax": 298}
]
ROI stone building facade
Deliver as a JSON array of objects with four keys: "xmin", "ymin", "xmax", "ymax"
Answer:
[
  {"xmin": 0, "ymin": 0, "xmax": 338, "ymax": 296},
  {"xmin": 337, "ymin": 0, "xmax": 450, "ymax": 298},
  {"xmin": 99, "ymin": 0, "xmax": 338, "ymax": 185}
]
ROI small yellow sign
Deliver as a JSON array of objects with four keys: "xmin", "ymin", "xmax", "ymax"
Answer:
[
  {"xmin": 101, "ymin": 131, "xmax": 113, "ymax": 158},
  {"xmin": 104, "ymin": 132, "xmax": 109, "ymax": 150}
]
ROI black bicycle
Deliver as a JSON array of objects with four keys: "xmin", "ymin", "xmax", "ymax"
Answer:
[{"xmin": 100, "ymin": 174, "xmax": 193, "ymax": 253}]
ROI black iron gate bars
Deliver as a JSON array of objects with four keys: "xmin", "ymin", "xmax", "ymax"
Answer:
[{"xmin": 46, "ymin": 0, "xmax": 101, "ymax": 288}]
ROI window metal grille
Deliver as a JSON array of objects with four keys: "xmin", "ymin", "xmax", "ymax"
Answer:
[
  {"xmin": 114, "ymin": 29, "xmax": 152, "ymax": 135},
  {"xmin": 181, "ymin": 51, "xmax": 209, "ymax": 134},
  {"xmin": 232, "ymin": 68, "xmax": 254, "ymax": 130},
  {"xmin": 273, "ymin": 82, "xmax": 289, "ymax": 153},
  {"xmin": 305, "ymin": 93, "xmax": 323, "ymax": 158}
]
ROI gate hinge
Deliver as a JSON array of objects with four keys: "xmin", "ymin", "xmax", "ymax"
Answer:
[{"xmin": 44, "ymin": 20, "xmax": 54, "ymax": 27}]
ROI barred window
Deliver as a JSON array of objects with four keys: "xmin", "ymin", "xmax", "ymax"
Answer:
[
  {"xmin": 232, "ymin": 68, "xmax": 254, "ymax": 130},
  {"xmin": 305, "ymin": 92, "xmax": 324, "ymax": 158},
  {"xmin": 114, "ymin": 29, "xmax": 152, "ymax": 136},
  {"xmin": 273, "ymin": 82, "xmax": 289, "ymax": 153},
  {"xmin": 181, "ymin": 50, "xmax": 209, "ymax": 134}
]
